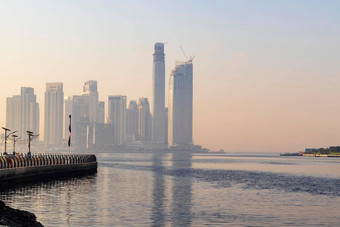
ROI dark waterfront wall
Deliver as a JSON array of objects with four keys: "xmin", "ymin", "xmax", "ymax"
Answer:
[{"xmin": 0, "ymin": 154, "xmax": 97, "ymax": 188}]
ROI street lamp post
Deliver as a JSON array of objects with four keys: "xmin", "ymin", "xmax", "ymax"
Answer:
[
  {"xmin": 27, "ymin": 131, "xmax": 33, "ymax": 155},
  {"xmin": 2, "ymin": 127, "xmax": 17, "ymax": 155},
  {"xmin": 27, "ymin": 131, "xmax": 39, "ymax": 155},
  {"xmin": 12, "ymin": 135, "xmax": 19, "ymax": 155}
]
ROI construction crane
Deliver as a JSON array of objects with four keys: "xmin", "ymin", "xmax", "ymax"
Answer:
[{"xmin": 180, "ymin": 46, "xmax": 194, "ymax": 63}]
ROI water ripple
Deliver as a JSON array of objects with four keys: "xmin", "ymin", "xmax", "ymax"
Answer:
[{"xmin": 100, "ymin": 162, "xmax": 340, "ymax": 197}]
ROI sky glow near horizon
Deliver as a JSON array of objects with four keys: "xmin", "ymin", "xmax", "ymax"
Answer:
[{"xmin": 1, "ymin": 0, "xmax": 340, "ymax": 152}]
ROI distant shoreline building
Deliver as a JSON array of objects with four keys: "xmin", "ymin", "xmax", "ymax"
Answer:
[
  {"xmin": 108, "ymin": 95, "xmax": 126, "ymax": 146},
  {"xmin": 152, "ymin": 43, "xmax": 166, "ymax": 144},
  {"xmin": 126, "ymin": 100, "xmax": 138, "ymax": 142},
  {"xmin": 83, "ymin": 80, "xmax": 99, "ymax": 123},
  {"xmin": 44, "ymin": 83, "xmax": 64, "ymax": 145},
  {"xmin": 6, "ymin": 87, "xmax": 40, "ymax": 142},
  {"xmin": 138, "ymin": 98, "xmax": 152, "ymax": 141},
  {"xmin": 168, "ymin": 61, "xmax": 193, "ymax": 147},
  {"xmin": 6, "ymin": 95, "xmax": 21, "ymax": 135},
  {"xmin": 64, "ymin": 80, "xmax": 106, "ymax": 150}
]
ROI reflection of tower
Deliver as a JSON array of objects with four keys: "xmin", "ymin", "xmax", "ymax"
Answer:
[
  {"xmin": 151, "ymin": 153, "xmax": 166, "ymax": 226},
  {"xmin": 171, "ymin": 152, "xmax": 192, "ymax": 226},
  {"xmin": 168, "ymin": 61, "xmax": 193, "ymax": 147},
  {"xmin": 152, "ymin": 43, "xmax": 166, "ymax": 143}
]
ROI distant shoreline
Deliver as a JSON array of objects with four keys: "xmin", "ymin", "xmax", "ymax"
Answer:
[
  {"xmin": 280, "ymin": 152, "xmax": 340, "ymax": 157},
  {"xmin": 301, "ymin": 153, "xmax": 340, "ymax": 158}
]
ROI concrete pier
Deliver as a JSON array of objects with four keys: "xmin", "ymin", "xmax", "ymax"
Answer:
[{"xmin": 0, "ymin": 154, "xmax": 97, "ymax": 188}]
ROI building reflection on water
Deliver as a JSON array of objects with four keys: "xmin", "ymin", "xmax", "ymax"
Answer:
[
  {"xmin": 0, "ymin": 174, "xmax": 98, "ymax": 226},
  {"xmin": 151, "ymin": 153, "xmax": 166, "ymax": 227},
  {"xmin": 1, "ymin": 153, "xmax": 339, "ymax": 226},
  {"xmin": 1, "ymin": 153, "xmax": 195, "ymax": 226},
  {"xmin": 171, "ymin": 152, "xmax": 192, "ymax": 227},
  {"xmin": 151, "ymin": 152, "xmax": 193, "ymax": 227}
]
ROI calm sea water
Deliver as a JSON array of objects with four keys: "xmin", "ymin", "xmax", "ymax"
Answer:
[{"xmin": 0, "ymin": 152, "xmax": 339, "ymax": 226}]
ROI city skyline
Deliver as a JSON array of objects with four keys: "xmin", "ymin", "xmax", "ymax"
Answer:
[
  {"xmin": 1, "ymin": 0, "xmax": 340, "ymax": 152},
  {"xmin": 2, "ymin": 43, "xmax": 198, "ymax": 151}
]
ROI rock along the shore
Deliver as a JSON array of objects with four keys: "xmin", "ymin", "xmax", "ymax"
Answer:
[{"xmin": 0, "ymin": 200, "xmax": 43, "ymax": 227}]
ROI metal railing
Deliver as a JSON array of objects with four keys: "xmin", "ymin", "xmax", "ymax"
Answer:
[{"xmin": 0, "ymin": 154, "xmax": 97, "ymax": 169}]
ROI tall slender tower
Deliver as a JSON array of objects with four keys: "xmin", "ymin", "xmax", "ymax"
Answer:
[
  {"xmin": 152, "ymin": 43, "xmax": 166, "ymax": 143},
  {"xmin": 44, "ymin": 83, "xmax": 64, "ymax": 145},
  {"xmin": 168, "ymin": 61, "xmax": 193, "ymax": 147}
]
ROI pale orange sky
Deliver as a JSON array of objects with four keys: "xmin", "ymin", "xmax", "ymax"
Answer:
[{"xmin": 1, "ymin": 0, "xmax": 340, "ymax": 152}]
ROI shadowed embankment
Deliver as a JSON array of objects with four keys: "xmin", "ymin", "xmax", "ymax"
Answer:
[{"xmin": 0, "ymin": 200, "xmax": 43, "ymax": 227}]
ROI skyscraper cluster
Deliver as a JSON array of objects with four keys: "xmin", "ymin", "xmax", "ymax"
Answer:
[{"xmin": 5, "ymin": 43, "xmax": 195, "ymax": 151}]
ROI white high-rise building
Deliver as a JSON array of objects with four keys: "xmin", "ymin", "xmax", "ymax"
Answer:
[
  {"xmin": 64, "ymin": 81, "xmax": 105, "ymax": 149},
  {"xmin": 126, "ymin": 100, "xmax": 138, "ymax": 141},
  {"xmin": 83, "ymin": 80, "xmax": 99, "ymax": 123},
  {"xmin": 20, "ymin": 87, "xmax": 39, "ymax": 140},
  {"xmin": 6, "ymin": 87, "xmax": 39, "ymax": 142},
  {"xmin": 108, "ymin": 95, "xmax": 126, "ymax": 146},
  {"xmin": 152, "ymin": 43, "xmax": 166, "ymax": 143},
  {"xmin": 64, "ymin": 96, "xmax": 73, "ymax": 139},
  {"xmin": 98, "ymin": 101, "xmax": 105, "ymax": 124},
  {"xmin": 44, "ymin": 83, "xmax": 64, "ymax": 145},
  {"xmin": 138, "ymin": 98, "xmax": 152, "ymax": 141},
  {"xmin": 71, "ymin": 95, "xmax": 90, "ymax": 149},
  {"xmin": 168, "ymin": 61, "xmax": 193, "ymax": 147},
  {"xmin": 6, "ymin": 95, "xmax": 21, "ymax": 136}
]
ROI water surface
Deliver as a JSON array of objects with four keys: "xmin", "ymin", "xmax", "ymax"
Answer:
[{"xmin": 1, "ymin": 152, "xmax": 339, "ymax": 226}]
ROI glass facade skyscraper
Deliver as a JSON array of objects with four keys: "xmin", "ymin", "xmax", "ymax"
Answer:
[{"xmin": 168, "ymin": 61, "xmax": 193, "ymax": 147}]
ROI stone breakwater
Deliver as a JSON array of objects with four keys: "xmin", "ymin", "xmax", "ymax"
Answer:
[
  {"xmin": 0, "ymin": 153, "xmax": 97, "ymax": 188},
  {"xmin": 0, "ymin": 200, "xmax": 43, "ymax": 227},
  {"xmin": 0, "ymin": 153, "xmax": 97, "ymax": 226}
]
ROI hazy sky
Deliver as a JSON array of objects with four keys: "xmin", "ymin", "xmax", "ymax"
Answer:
[{"xmin": 1, "ymin": 0, "xmax": 340, "ymax": 152}]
